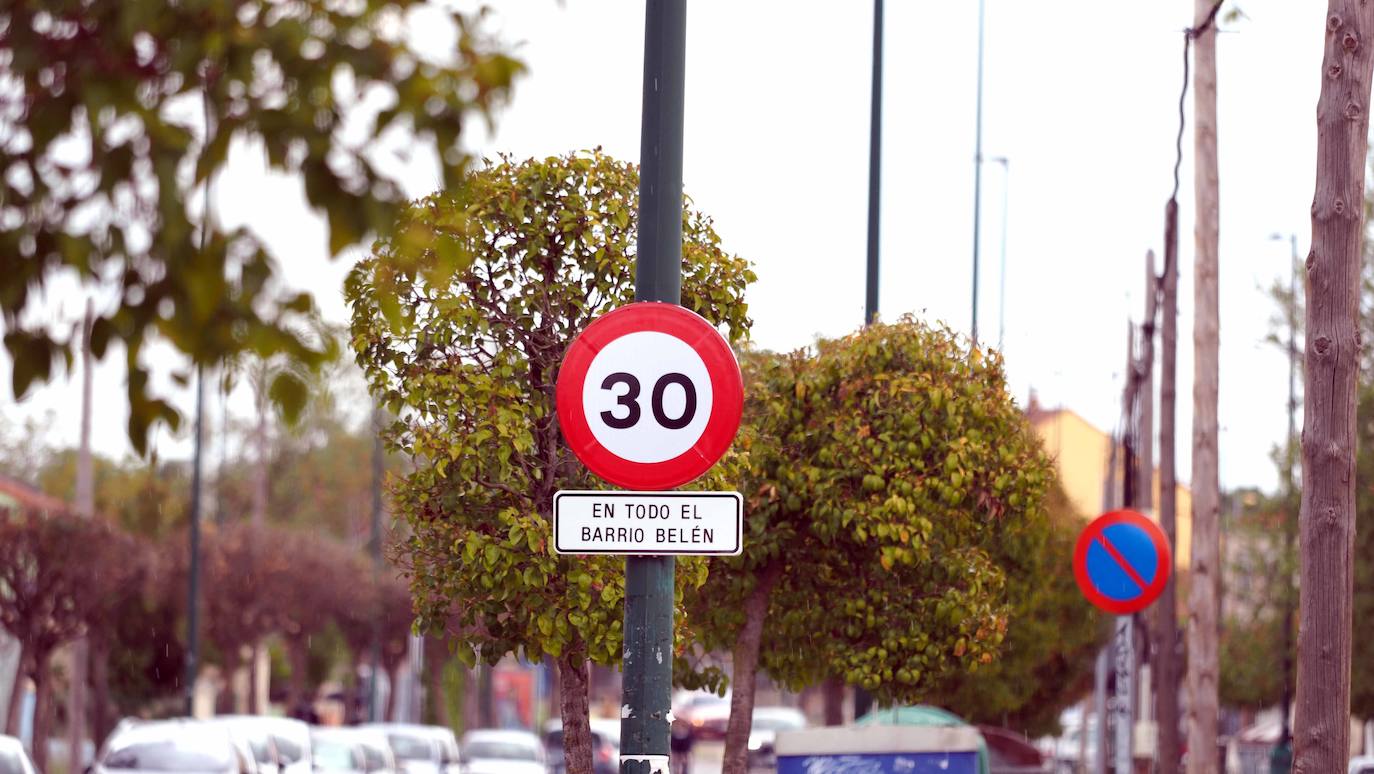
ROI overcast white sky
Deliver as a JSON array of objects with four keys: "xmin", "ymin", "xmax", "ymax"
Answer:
[{"xmin": 3, "ymin": 0, "xmax": 1325, "ymax": 495}]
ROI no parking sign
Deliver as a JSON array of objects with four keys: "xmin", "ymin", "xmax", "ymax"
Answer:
[{"xmin": 1073, "ymin": 509, "xmax": 1172, "ymax": 614}]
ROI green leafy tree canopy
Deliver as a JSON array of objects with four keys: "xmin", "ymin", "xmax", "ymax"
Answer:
[
  {"xmin": 691, "ymin": 319, "xmax": 1053, "ymax": 771},
  {"xmin": 345, "ymin": 147, "xmax": 754, "ymax": 679},
  {"xmin": 2, "ymin": 0, "xmax": 521, "ymax": 452}
]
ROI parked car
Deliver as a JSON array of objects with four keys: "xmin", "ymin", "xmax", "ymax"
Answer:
[
  {"xmin": 329, "ymin": 728, "xmax": 399, "ymax": 774},
  {"xmin": 0, "ymin": 735, "xmax": 36, "ymax": 774},
  {"xmin": 211, "ymin": 716, "xmax": 311, "ymax": 774},
  {"xmin": 1351, "ymin": 755, "xmax": 1374, "ymax": 774},
  {"xmin": 747, "ymin": 707, "xmax": 806, "ymax": 769},
  {"xmin": 459, "ymin": 730, "xmax": 545, "ymax": 774},
  {"xmin": 359, "ymin": 724, "xmax": 456, "ymax": 774},
  {"xmin": 94, "ymin": 719, "xmax": 258, "ymax": 774},
  {"xmin": 544, "ymin": 718, "xmax": 620, "ymax": 774},
  {"xmin": 311, "ymin": 729, "xmax": 368, "ymax": 773},
  {"xmin": 672, "ymin": 692, "xmax": 730, "ymax": 742}
]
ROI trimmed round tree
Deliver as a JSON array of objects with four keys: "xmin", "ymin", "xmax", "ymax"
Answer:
[
  {"xmin": 690, "ymin": 319, "xmax": 1054, "ymax": 774},
  {"xmin": 346, "ymin": 150, "xmax": 754, "ymax": 774}
]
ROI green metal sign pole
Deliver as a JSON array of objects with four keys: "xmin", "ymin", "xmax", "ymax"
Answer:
[{"xmin": 621, "ymin": 2, "xmax": 685, "ymax": 773}]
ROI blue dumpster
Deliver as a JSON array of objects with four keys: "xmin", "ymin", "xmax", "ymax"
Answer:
[{"xmin": 775, "ymin": 723, "xmax": 984, "ymax": 774}]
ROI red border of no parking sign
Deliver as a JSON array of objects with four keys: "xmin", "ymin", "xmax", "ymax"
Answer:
[
  {"xmin": 556, "ymin": 302, "xmax": 743, "ymax": 491},
  {"xmin": 1073, "ymin": 509, "xmax": 1173, "ymax": 615}
]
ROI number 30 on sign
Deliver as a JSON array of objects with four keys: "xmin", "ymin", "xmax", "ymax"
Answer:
[{"xmin": 556, "ymin": 302, "xmax": 744, "ymax": 491}]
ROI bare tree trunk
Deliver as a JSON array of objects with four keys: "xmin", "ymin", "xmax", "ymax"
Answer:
[
  {"xmin": 462, "ymin": 666, "xmax": 480, "ymax": 734},
  {"xmin": 4, "ymin": 646, "xmax": 26, "ymax": 737},
  {"xmin": 557, "ymin": 647, "xmax": 593, "ymax": 774},
  {"xmin": 286, "ymin": 641, "xmax": 309, "ymax": 718},
  {"xmin": 89, "ymin": 636, "xmax": 113, "ymax": 748},
  {"xmin": 821, "ymin": 677, "xmax": 844, "ymax": 726},
  {"xmin": 30, "ymin": 663, "xmax": 50, "ymax": 774},
  {"xmin": 1158, "ymin": 200, "xmax": 1183, "ymax": 774},
  {"xmin": 722, "ymin": 564, "xmax": 780, "ymax": 774},
  {"xmin": 425, "ymin": 638, "xmax": 450, "ymax": 728},
  {"xmin": 1294, "ymin": 2, "xmax": 1374, "ymax": 770},
  {"xmin": 1186, "ymin": 1, "xmax": 1221, "ymax": 771},
  {"xmin": 252, "ymin": 382, "xmax": 269, "ymax": 528},
  {"xmin": 385, "ymin": 664, "xmax": 400, "ymax": 722}
]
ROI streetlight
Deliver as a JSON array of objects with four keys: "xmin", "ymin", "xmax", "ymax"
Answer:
[
  {"xmin": 990, "ymin": 157, "xmax": 1009, "ymax": 352},
  {"xmin": 970, "ymin": 0, "xmax": 986, "ymax": 347},
  {"xmin": 1267, "ymin": 231, "xmax": 1299, "ymax": 774}
]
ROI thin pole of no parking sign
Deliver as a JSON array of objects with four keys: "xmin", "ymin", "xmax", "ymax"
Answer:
[{"xmin": 622, "ymin": 2, "xmax": 685, "ymax": 773}]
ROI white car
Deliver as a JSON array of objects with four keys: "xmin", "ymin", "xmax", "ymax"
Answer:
[
  {"xmin": 311, "ymin": 728, "xmax": 373, "ymax": 774},
  {"xmin": 459, "ymin": 730, "xmax": 545, "ymax": 774},
  {"xmin": 94, "ymin": 719, "xmax": 258, "ymax": 774},
  {"xmin": 0, "ymin": 735, "xmax": 37, "ymax": 774},
  {"xmin": 1351, "ymin": 755, "xmax": 1374, "ymax": 774},
  {"xmin": 359, "ymin": 724, "xmax": 457, "ymax": 774},
  {"xmin": 329, "ymin": 728, "xmax": 399, "ymax": 774}
]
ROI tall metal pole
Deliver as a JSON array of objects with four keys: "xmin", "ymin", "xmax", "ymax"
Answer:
[
  {"xmin": 864, "ymin": 0, "xmax": 883, "ymax": 326},
  {"xmin": 993, "ymin": 157, "xmax": 1009, "ymax": 352},
  {"xmin": 185, "ymin": 365, "xmax": 205, "ymax": 717},
  {"xmin": 68, "ymin": 302, "xmax": 94, "ymax": 769},
  {"xmin": 852, "ymin": 1, "xmax": 885, "ymax": 723},
  {"xmin": 622, "ymin": 2, "xmax": 684, "ymax": 772},
  {"xmin": 969, "ymin": 0, "xmax": 986, "ymax": 348}
]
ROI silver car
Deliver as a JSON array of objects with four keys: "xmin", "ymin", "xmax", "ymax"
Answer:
[
  {"xmin": 213, "ymin": 716, "xmax": 312, "ymax": 774},
  {"xmin": 0, "ymin": 735, "xmax": 37, "ymax": 774},
  {"xmin": 358, "ymin": 724, "xmax": 458, "ymax": 774},
  {"xmin": 327, "ymin": 728, "xmax": 399, "ymax": 774},
  {"xmin": 94, "ymin": 719, "xmax": 258, "ymax": 774},
  {"xmin": 459, "ymin": 730, "xmax": 545, "ymax": 774}
]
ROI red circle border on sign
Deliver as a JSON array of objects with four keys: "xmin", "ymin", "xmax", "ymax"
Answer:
[
  {"xmin": 555, "ymin": 302, "xmax": 744, "ymax": 491},
  {"xmin": 1072, "ymin": 509, "xmax": 1173, "ymax": 615}
]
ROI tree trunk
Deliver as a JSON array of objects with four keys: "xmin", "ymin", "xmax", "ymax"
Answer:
[
  {"xmin": 1186, "ymin": 1, "xmax": 1221, "ymax": 771},
  {"xmin": 557, "ymin": 647, "xmax": 593, "ymax": 774},
  {"xmin": 425, "ymin": 639, "xmax": 450, "ymax": 728},
  {"xmin": 1157, "ymin": 200, "xmax": 1182, "ymax": 774},
  {"xmin": 252, "ymin": 385, "xmax": 269, "ymax": 528},
  {"xmin": 5, "ymin": 645, "xmax": 26, "ymax": 737},
  {"xmin": 286, "ymin": 640, "xmax": 309, "ymax": 717},
  {"xmin": 722, "ymin": 564, "xmax": 781, "ymax": 774},
  {"xmin": 478, "ymin": 665, "xmax": 493, "ymax": 728},
  {"xmin": 821, "ymin": 677, "xmax": 844, "ymax": 726},
  {"xmin": 90, "ymin": 636, "xmax": 114, "ymax": 749},
  {"xmin": 219, "ymin": 649, "xmax": 243, "ymax": 715},
  {"xmin": 30, "ymin": 662, "xmax": 50, "ymax": 774},
  {"xmin": 385, "ymin": 664, "xmax": 400, "ymax": 722},
  {"xmin": 462, "ymin": 666, "xmax": 480, "ymax": 734},
  {"xmin": 1294, "ymin": 2, "xmax": 1374, "ymax": 770},
  {"xmin": 249, "ymin": 642, "xmax": 267, "ymax": 715}
]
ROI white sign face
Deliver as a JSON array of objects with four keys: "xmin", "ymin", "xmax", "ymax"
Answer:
[
  {"xmin": 581, "ymin": 330, "xmax": 715, "ymax": 464},
  {"xmin": 553, "ymin": 490, "xmax": 742, "ymax": 555}
]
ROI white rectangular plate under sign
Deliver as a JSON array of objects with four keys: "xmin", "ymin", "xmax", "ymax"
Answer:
[{"xmin": 553, "ymin": 490, "xmax": 742, "ymax": 556}]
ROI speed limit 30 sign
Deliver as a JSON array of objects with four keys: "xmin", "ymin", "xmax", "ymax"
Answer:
[{"xmin": 556, "ymin": 302, "xmax": 743, "ymax": 490}]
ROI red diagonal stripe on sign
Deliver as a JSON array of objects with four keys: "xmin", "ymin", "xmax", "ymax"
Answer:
[{"xmin": 1096, "ymin": 534, "xmax": 1149, "ymax": 591}]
